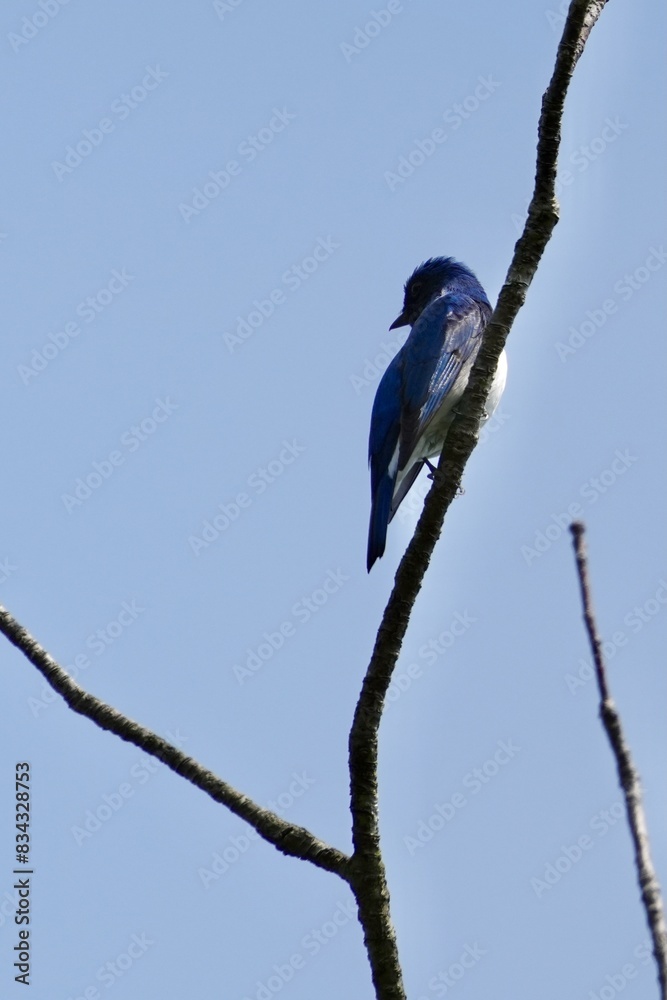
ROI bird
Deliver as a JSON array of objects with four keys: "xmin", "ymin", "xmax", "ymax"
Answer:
[{"xmin": 366, "ymin": 256, "xmax": 507, "ymax": 571}]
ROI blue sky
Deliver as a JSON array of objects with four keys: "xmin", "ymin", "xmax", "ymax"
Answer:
[{"xmin": 1, "ymin": 1, "xmax": 665, "ymax": 998}]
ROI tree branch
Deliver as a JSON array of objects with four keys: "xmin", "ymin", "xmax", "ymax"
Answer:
[
  {"xmin": 569, "ymin": 523, "xmax": 667, "ymax": 999},
  {"xmin": 0, "ymin": 604, "xmax": 351, "ymax": 879},
  {"xmin": 348, "ymin": 4, "xmax": 611, "ymax": 998}
]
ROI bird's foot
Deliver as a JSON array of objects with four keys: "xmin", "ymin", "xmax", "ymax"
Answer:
[{"xmin": 424, "ymin": 460, "xmax": 465, "ymax": 496}]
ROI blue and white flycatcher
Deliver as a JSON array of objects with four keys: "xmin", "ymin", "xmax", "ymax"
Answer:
[{"xmin": 367, "ymin": 257, "xmax": 507, "ymax": 571}]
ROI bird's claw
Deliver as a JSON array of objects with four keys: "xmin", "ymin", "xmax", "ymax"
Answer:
[
  {"xmin": 424, "ymin": 459, "xmax": 440, "ymax": 482},
  {"xmin": 424, "ymin": 460, "xmax": 465, "ymax": 496}
]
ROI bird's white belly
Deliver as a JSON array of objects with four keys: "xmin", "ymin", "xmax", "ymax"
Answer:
[{"xmin": 402, "ymin": 348, "xmax": 508, "ymax": 473}]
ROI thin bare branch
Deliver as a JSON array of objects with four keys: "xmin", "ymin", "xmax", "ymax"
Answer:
[
  {"xmin": 569, "ymin": 522, "xmax": 667, "ymax": 999},
  {"xmin": 348, "ymin": 4, "xmax": 611, "ymax": 998},
  {"xmin": 0, "ymin": 604, "xmax": 351, "ymax": 879}
]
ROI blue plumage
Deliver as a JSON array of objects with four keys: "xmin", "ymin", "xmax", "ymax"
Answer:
[{"xmin": 367, "ymin": 257, "xmax": 507, "ymax": 571}]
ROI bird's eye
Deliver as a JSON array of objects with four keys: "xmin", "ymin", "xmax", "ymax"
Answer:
[{"xmin": 410, "ymin": 281, "xmax": 422, "ymax": 297}]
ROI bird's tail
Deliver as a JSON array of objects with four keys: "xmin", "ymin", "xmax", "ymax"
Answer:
[{"xmin": 367, "ymin": 474, "xmax": 394, "ymax": 572}]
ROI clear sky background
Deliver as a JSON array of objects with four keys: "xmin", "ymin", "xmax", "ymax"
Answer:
[{"xmin": 1, "ymin": 1, "xmax": 666, "ymax": 998}]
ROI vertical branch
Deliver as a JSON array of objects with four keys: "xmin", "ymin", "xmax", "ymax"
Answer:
[
  {"xmin": 570, "ymin": 523, "xmax": 667, "ymax": 999},
  {"xmin": 347, "ymin": 4, "xmax": 612, "ymax": 998},
  {"xmin": 349, "ymin": 0, "xmax": 607, "ymax": 1000},
  {"xmin": 348, "ymin": 697, "xmax": 407, "ymax": 1000}
]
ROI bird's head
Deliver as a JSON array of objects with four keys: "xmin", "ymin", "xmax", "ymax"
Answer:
[{"xmin": 389, "ymin": 256, "xmax": 487, "ymax": 329}]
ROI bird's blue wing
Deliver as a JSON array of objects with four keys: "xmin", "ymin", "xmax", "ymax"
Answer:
[
  {"xmin": 398, "ymin": 293, "xmax": 489, "ymax": 469},
  {"xmin": 367, "ymin": 353, "xmax": 403, "ymax": 570}
]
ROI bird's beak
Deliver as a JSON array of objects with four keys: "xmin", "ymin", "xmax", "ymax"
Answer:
[{"xmin": 389, "ymin": 312, "xmax": 409, "ymax": 330}]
